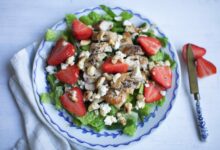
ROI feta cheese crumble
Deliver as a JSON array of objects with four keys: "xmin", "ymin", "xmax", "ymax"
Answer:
[
  {"xmin": 100, "ymin": 103, "xmax": 111, "ymax": 117},
  {"xmin": 104, "ymin": 115, "xmax": 117, "ymax": 126},
  {"xmin": 46, "ymin": 66, "xmax": 57, "ymax": 74}
]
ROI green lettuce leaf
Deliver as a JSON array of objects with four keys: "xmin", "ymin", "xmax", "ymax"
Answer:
[
  {"xmin": 157, "ymin": 36, "xmax": 168, "ymax": 47},
  {"xmin": 45, "ymin": 29, "xmax": 63, "ymax": 41},
  {"xmin": 40, "ymin": 93, "xmax": 51, "ymax": 103},
  {"xmin": 120, "ymin": 11, "xmax": 133, "ymax": 20},
  {"xmin": 138, "ymin": 104, "xmax": 152, "ymax": 121},
  {"xmin": 156, "ymin": 97, "xmax": 166, "ymax": 107},
  {"xmin": 88, "ymin": 11, "xmax": 102, "ymax": 24},
  {"xmin": 123, "ymin": 118, "xmax": 137, "ymax": 136},
  {"xmin": 53, "ymin": 86, "xmax": 64, "ymax": 109},
  {"xmin": 164, "ymin": 53, "xmax": 176, "ymax": 69},
  {"xmin": 47, "ymin": 74, "xmax": 57, "ymax": 90},
  {"xmin": 65, "ymin": 14, "xmax": 77, "ymax": 28},
  {"xmin": 150, "ymin": 51, "xmax": 164, "ymax": 62},
  {"xmin": 102, "ymin": 14, "xmax": 113, "ymax": 21}
]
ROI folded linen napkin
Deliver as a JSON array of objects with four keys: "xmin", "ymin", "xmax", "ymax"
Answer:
[{"xmin": 9, "ymin": 42, "xmax": 90, "ymax": 150}]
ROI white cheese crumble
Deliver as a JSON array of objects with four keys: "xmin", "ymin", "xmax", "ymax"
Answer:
[
  {"xmin": 77, "ymin": 80, "xmax": 85, "ymax": 89},
  {"xmin": 145, "ymin": 82, "xmax": 150, "ymax": 87},
  {"xmin": 62, "ymin": 41, "xmax": 69, "ymax": 46},
  {"xmin": 98, "ymin": 84, "xmax": 108, "ymax": 96},
  {"xmin": 165, "ymin": 60, "xmax": 171, "ymax": 66},
  {"xmin": 123, "ymin": 20, "xmax": 132, "ymax": 26},
  {"xmin": 66, "ymin": 56, "xmax": 75, "ymax": 65},
  {"xmin": 80, "ymin": 40, "xmax": 91, "ymax": 46},
  {"xmin": 88, "ymin": 102, "xmax": 100, "ymax": 111},
  {"xmin": 135, "ymin": 100, "xmax": 145, "ymax": 110},
  {"xmin": 114, "ymin": 16, "xmax": 122, "ymax": 21},
  {"xmin": 160, "ymin": 90, "xmax": 166, "ymax": 96},
  {"xmin": 104, "ymin": 46, "xmax": 112, "ymax": 52},
  {"xmin": 100, "ymin": 103, "xmax": 111, "ymax": 117},
  {"xmin": 113, "ymin": 73, "xmax": 121, "ymax": 83},
  {"xmin": 99, "ymin": 21, "xmax": 114, "ymax": 31},
  {"xmin": 79, "ymin": 51, "xmax": 90, "ymax": 58},
  {"xmin": 69, "ymin": 90, "xmax": 77, "ymax": 102},
  {"xmin": 61, "ymin": 63, "xmax": 68, "ymax": 70},
  {"xmin": 97, "ymin": 53, "xmax": 107, "ymax": 61},
  {"xmin": 112, "ymin": 51, "xmax": 126, "ymax": 64},
  {"xmin": 131, "ymin": 66, "xmax": 144, "ymax": 81},
  {"xmin": 104, "ymin": 115, "xmax": 117, "ymax": 126},
  {"xmin": 85, "ymin": 83, "xmax": 95, "ymax": 91},
  {"xmin": 46, "ymin": 66, "xmax": 57, "ymax": 74}
]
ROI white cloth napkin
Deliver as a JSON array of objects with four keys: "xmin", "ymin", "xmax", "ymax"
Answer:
[{"xmin": 9, "ymin": 42, "xmax": 90, "ymax": 150}]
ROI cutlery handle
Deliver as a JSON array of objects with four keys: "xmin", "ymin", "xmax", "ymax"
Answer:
[{"xmin": 195, "ymin": 100, "xmax": 208, "ymax": 141}]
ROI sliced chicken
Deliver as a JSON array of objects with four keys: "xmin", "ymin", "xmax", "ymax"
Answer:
[{"xmin": 120, "ymin": 44, "xmax": 144, "ymax": 56}]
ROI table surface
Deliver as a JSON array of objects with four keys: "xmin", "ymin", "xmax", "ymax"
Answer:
[{"xmin": 0, "ymin": 0, "xmax": 220, "ymax": 150}]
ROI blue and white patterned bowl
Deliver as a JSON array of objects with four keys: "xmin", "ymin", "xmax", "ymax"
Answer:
[{"xmin": 32, "ymin": 6, "xmax": 181, "ymax": 149}]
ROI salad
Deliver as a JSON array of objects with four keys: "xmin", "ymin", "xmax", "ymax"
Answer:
[{"xmin": 40, "ymin": 5, "xmax": 176, "ymax": 136}]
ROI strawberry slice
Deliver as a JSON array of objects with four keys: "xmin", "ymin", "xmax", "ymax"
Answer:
[
  {"xmin": 47, "ymin": 39, "xmax": 75, "ymax": 65},
  {"xmin": 196, "ymin": 57, "xmax": 217, "ymax": 78},
  {"xmin": 182, "ymin": 43, "xmax": 206, "ymax": 61},
  {"xmin": 60, "ymin": 87, "xmax": 86, "ymax": 117},
  {"xmin": 102, "ymin": 58, "xmax": 129, "ymax": 73},
  {"xmin": 55, "ymin": 65, "xmax": 79, "ymax": 84},
  {"xmin": 144, "ymin": 82, "xmax": 164, "ymax": 103},
  {"xmin": 137, "ymin": 36, "xmax": 162, "ymax": 56},
  {"xmin": 151, "ymin": 66, "xmax": 172, "ymax": 89},
  {"xmin": 72, "ymin": 20, "xmax": 93, "ymax": 40}
]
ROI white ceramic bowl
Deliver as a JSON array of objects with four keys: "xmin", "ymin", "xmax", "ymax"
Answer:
[{"xmin": 32, "ymin": 6, "xmax": 181, "ymax": 149}]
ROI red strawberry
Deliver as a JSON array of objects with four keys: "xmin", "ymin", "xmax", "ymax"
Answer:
[
  {"xmin": 196, "ymin": 57, "xmax": 217, "ymax": 78},
  {"xmin": 72, "ymin": 20, "xmax": 93, "ymax": 40},
  {"xmin": 55, "ymin": 65, "xmax": 79, "ymax": 84},
  {"xmin": 137, "ymin": 36, "xmax": 162, "ymax": 56},
  {"xmin": 144, "ymin": 82, "xmax": 164, "ymax": 103},
  {"xmin": 60, "ymin": 87, "xmax": 86, "ymax": 117},
  {"xmin": 182, "ymin": 43, "xmax": 206, "ymax": 61},
  {"xmin": 151, "ymin": 66, "xmax": 172, "ymax": 89},
  {"xmin": 47, "ymin": 39, "xmax": 75, "ymax": 65},
  {"xmin": 102, "ymin": 58, "xmax": 129, "ymax": 73}
]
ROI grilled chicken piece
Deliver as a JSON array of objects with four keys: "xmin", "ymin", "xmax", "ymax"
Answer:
[
  {"xmin": 90, "ymin": 42, "xmax": 112, "ymax": 54},
  {"xmin": 93, "ymin": 20, "xmax": 114, "ymax": 31},
  {"xmin": 121, "ymin": 32, "xmax": 133, "ymax": 46},
  {"xmin": 104, "ymin": 89, "xmax": 127, "ymax": 105},
  {"xmin": 111, "ymin": 73, "xmax": 140, "ymax": 90},
  {"xmin": 91, "ymin": 31, "xmax": 118, "ymax": 42},
  {"xmin": 120, "ymin": 44, "xmax": 144, "ymax": 56}
]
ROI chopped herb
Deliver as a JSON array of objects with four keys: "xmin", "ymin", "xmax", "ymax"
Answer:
[{"xmin": 100, "ymin": 5, "xmax": 116, "ymax": 18}]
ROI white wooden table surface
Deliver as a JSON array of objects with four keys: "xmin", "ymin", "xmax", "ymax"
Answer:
[{"xmin": 0, "ymin": 0, "xmax": 220, "ymax": 149}]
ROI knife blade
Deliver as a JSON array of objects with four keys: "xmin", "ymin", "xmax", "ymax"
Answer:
[{"xmin": 186, "ymin": 44, "xmax": 200, "ymax": 100}]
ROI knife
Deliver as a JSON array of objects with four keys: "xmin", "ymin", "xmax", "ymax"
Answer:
[{"xmin": 186, "ymin": 44, "xmax": 209, "ymax": 141}]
